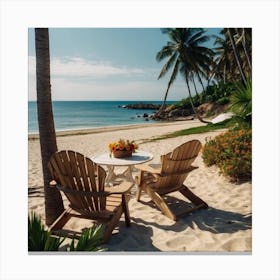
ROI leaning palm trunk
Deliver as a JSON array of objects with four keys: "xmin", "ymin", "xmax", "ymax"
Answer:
[
  {"xmin": 191, "ymin": 74, "xmax": 199, "ymax": 96},
  {"xmin": 197, "ymin": 72, "xmax": 206, "ymax": 95},
  {"xmin": 186, "ymin": 79, "xmax": 210, "ymax": 124},
  {"xmin": 228, "ymin": 28, "xmax": 247, "ymax": 86},
  {"xmin": 235, "ymin": 28, "xmax": 251, "ymax": 70},
  {"xmin": 35, "ymin": 28, "xmax": 64, "ymax": 225},
  {"xmin": 154, "ymin": 82, "xmax": 171, "ymax": 118}
]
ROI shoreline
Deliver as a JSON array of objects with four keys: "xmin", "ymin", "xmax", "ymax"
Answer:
[{"xmin": 28, "ymin": 119, "xmax": 203, "ymax": 139}]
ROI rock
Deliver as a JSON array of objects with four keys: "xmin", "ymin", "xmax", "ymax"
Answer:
[
  {"xmin": 168, "ymin": 108, "xmax": 192, "ymax": 118},
  {"xmin": 123, "ymin": 103, "xmax": 161, "ymax": 110},
  {"xmin": 143, "ymin": 113, "xmax": 149, "ymax": 118}
]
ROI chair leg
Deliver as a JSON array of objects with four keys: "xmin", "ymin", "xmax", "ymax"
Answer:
[
  {"xmin": 135, "ymin": 172, "xmax": 144, "ymax": 201},
  {"xmin": 144, "ymin": 186, "xmax": 176, "ymax": 221},
  {"xmin": 49, "ymin": 208, "xmax": 72, "ymax": 232},
  {"xmin": 179, "ymin": 185, "xmax": 208, "ymax": 208},
  {"xmin": 122, "ymin": 193, "xmax": 131, "ymax": 227},
  {"xmin": 103, "ymin": 206, "xmax": 123, "ymax": 243},
  {"xmin": 136, "ymin": 186, "xmax": 142, "ymax": 201}
]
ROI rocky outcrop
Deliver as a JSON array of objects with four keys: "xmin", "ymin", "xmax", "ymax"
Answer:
[
  {"xmin": 121, "ymin": 103, "xmax": 161, "ymax": 110},
  {"xmin": 196, "ymin": 102, "xmax": 231, "ymax": 117},
  {"xmin": 151, "ymin": 102, "xmax": 231, "ymax": 121},
  {"xmin": 151, "ymin": 105, "xmax": 194, "ymax": 120}
]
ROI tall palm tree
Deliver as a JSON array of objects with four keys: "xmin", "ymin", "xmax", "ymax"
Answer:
[
  {"xmin": 156, "ymin": 28, "xmax": 212, "ymax": 123},
  {"xmin": 213, "ymin": 28, "xmax": 251, "ymax": 85},
  {"xmin": 213, "ymin": 32, "xmax": 236, "ymax": 83},
  {"xmin": 235, "ymin": 28, "xmax": 251, "ymax": 70},
  {"xmin": 35, "ymin": 28, "xmax": 64, "ymax": 225},
  {"xmin": 227, "ymin": 28, "xmax": 247, "ymax": 85}
]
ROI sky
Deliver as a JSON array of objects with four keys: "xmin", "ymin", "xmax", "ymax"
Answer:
[{"xmin": 28, "ymin": 28, "xmax": 222, "ymax": 101}]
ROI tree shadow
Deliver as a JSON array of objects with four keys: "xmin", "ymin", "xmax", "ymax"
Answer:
[
  {"xmin": 134, "ymin": 195, "xmax": 251, "ymax": 234},
  {"xmin": 105, "ymin": 221, "xmax": 160, "ymax": 252}
]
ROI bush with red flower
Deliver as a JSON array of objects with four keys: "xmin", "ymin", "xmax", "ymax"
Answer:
[{"xmin": 202, "ymin": 129, "xmax": 252, "ymax": 182}]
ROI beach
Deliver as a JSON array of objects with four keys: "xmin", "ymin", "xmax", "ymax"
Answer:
[{"xmin": 28, "ymin": 119, "xmax": 252, "ymax": 252}]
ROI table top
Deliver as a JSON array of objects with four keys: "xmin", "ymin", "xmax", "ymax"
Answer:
[{"xmin": 92, "ymin": 150, "xmax": 153, "ymax": 166}]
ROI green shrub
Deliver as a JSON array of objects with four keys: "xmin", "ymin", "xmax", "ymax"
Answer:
[
  {"xmin": 28, "ymin": 212, "xmax": 105, "ymax": 252},
  {"xmin": 216, "ymin": 97, "xmax": 230, "ymax": 105},
  {"xmin": 202, "ymin": 129, "xmax": 252, "ymax": 182},
  {"xmin": 69, "ymin": 225, "xmax": 105, "ymax": 252},
  {"xmin": 230, "ymin": 80, "xmax": 252, "ymax": 122},
  {"xmin": 28, "ymin": 212, "xmax": 65, "ymax": 251}
]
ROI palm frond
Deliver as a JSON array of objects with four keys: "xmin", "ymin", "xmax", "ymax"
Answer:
[{"xmin": 69, "ymin": 224, "xmax": 105, "ymax": 252}]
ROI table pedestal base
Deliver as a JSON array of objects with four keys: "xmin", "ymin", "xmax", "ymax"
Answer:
[{"xmin": 106, "ymin": 165, "xmax": 135, "ymax": 186}]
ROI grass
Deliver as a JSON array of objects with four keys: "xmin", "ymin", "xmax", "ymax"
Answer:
[{"xmin": 145, "ymin": 119, "xmax": 232, "ymax": 142}]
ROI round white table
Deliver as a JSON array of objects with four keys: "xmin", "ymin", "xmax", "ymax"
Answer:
[{"xmin": 92, "ymin": 150, "xmax": 153, "ymax": 186}]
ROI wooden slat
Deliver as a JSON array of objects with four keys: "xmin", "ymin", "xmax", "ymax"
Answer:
[
  {"xmin": 63, "ymin": 151, "xmax": 88, "ymax": 210},
  {"xmin": 97, "ymin": 165, "xmax": 107, "ymax": 211},
  {"xmin": 85, "ymin": 158, "xmax": 98, "ymax": 211},
  {"xmin": 76, "ymin": 152, "xmax": 95, "ymax": 212},
  {"xmin": 52, "ymin": 152, "xmax": 82, "ymax": 209}
]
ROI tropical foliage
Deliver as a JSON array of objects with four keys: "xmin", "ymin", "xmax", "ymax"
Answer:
[
  {"xmin": 156, "ymin": 28, "xmax": 213, "ymax": 122},
  {"xmin": 28, "ymin": 212, "xmax": 105, "ymax": 252},
  {"xmin": 174, "ymin": 81, "xmax": 237, "ymax": 110},
  {"xmin": 28, "ymin": 212, "xmax": 65, "ymax": 251},
  {"xmin": 156, "ymin": 27, "xmax": 252, "ymax": 123},
  {"xmin": 230, "ymin": 80, "xmax": 252, "ymax": 123},
  {"xmin": 202, "ymin": 129, "xmax": 252, "ymax": 182},
  {"xmin": 213, "ymin": 28, "xmax": 251, "ymax": 85}
]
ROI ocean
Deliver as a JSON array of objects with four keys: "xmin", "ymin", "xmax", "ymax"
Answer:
[{"xmin": 28, "ymin": 101, "xmax": 175, "ymax": 133}]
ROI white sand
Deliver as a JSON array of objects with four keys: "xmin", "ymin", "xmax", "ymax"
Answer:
[{"xmin": 28, "ymin": 119, "xmax": 252, "ymax": 252}]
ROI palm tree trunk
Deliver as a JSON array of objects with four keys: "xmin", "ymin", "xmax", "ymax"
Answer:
[
  {"xmin": 155, "ymin": 82, "xmax": 170, "ymax": 117},
  {"xmin": 236, "ymin": 28, "xmax": 251, "ymax": 70},
  {"xmin": 35, "ymin": 28, "xmax": 64, "ymax": 226},
  {"xmin": 186, "ymin": 79, "xmax": 210, "ymax": 124},
  {"xmin": 228, "ymin": 28, "xmax": 247, "ymax": 85},
  {"xmin": 197, "ymin": 72, "xmax": 206, "ymax": 94},
  {"xmin": 191, "ymin": 74, "xmax": 199, "ymax": 96}
]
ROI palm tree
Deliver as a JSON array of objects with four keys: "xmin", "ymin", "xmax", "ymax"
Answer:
[
  {"xmin": 156, "ymin": 28, "xmax": 212, "ymax": 123},
  {"xmin": 213, "ymin": 32, "xmax": 236, "ymax": 83},
  {"xmin": 227, "ymin": 28, "xmax": 247, "ymax": 85},
  {"xmin": 35, "ymin": 28, "xmax": 64, "ymax": 225},
  {"xmin": 213, "ymin": 28, "xmax": 251, "ymax": 86},
  {"xmin": 235, "ymin": 28, "xmax": 251, "ymax": 70}
]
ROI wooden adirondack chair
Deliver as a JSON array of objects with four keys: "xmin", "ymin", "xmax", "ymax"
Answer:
[
  {"xmin": 135, "ymin": 140, "xmax": 208, "ymax": 221},
  {"xmin": 47, "ymin": 150, "xmax": 133, "ymax": 242}
]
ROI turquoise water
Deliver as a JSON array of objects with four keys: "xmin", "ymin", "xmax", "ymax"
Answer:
[{"xmin": 28, "ymin": 101, "xmax": 174, "ymax": 133}]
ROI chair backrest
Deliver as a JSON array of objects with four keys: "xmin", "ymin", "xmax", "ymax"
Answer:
[
  {"xmin": 48, "ymin": 150, "xmax": 107, "ymax": 215},
  {"xmin": 155, "ymin": 140, "xmax": 202, "ymax": 189}
]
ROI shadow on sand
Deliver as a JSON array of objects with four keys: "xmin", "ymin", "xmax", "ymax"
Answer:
[
  {"xmin": 105, "ymin": 221, "xmax": 160, "ymax": 252},
  {"xmin": 135, "ymin": 195, "xmax": 251, "ymax": 234},
  {"xmin": 105, "ymin": 195, "xmax": 251, "ymax": 252}
]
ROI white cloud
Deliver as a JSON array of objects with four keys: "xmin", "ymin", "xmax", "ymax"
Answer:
[
  {"xmin": 28, "ymin": 74, "xmax": 187, "ymax": 101},
  {"xmin": 28, "ymin": 56, "xmax": 144, "ymax": 78},
  {"xmin": 28, "ymin": 55, "xmax": 190, "ymax": 101}
]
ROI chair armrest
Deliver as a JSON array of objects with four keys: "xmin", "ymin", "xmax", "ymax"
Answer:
[
  {"xmin": 105, "ymin": 181, "xmax": 133, "ymax": 195},
  {"xmin": 136, "ymin": 164, "xmax": 161, "ymax": 175}
]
